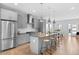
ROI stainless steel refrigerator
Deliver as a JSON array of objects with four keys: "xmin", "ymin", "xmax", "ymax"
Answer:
[{"xmin": 0, "ymin": 19, "xmax": 17, "ymax": 51}]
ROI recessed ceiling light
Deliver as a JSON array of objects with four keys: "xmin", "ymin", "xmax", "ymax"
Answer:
[
  {"xmin": 14, "ymin": 3, "xmax": 18, "ymax": 6},
  {"xmin": 70, "ymin": 7, "xmax": 75, "ymax": 10},
  {"xmin": 32, "ymin": 10, "xmax": 36, "ymax": 13}
]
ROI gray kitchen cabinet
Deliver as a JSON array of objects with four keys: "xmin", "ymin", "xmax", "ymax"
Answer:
[
  {"xmin": 30, "ymin": 36, "xmax": 41, "ymax": 54},
  {"xmin": 16, "ymin": 33, "xmax": 30, "ymax": 46}
]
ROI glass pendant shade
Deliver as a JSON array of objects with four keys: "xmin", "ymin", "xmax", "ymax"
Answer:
[{"xmin": 48, "ymin": 18, "xmax": 51, "ymax": 24}]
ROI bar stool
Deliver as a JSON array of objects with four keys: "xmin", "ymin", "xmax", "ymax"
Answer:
[
  {"xmin": 40, "ymin": 38, "xmax": 51, "ymax": 54},
  {"xmin": 50, "ymin": 38, "xmax": 57, "ymax": 50}
]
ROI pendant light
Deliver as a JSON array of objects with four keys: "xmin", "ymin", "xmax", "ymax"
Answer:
[
  {"xmin": 53, "ymin": 10, "xmax": 56, "ymax": 24},
  {"xmin": 46, "ymin": 4, "xmax": 51, "ymax": 35},
  {"xmin": 40, "ymin": 3, "xmax": 44, "ymax": 22},
  {"xmin": 48, "ymin": 18, "xmax": 51, "ymax": 24},
  {"xmin": 53, "ymin": 10, "xmax": 56, "ymax": 32}
]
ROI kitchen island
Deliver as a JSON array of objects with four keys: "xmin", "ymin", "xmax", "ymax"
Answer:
[{"xmin": 30, "ymin": 32, "xmax": 57, "ymax": 54}]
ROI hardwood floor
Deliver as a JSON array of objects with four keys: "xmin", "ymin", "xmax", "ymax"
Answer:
[
  {"xmin": 53, "ymin": 36, "xmax": 79, "ymax": 55},
  {"xmin": 0, "ymin": 43, "xmax": 36, "ymax": 55},
  {"xmin": 42, "ymin": 36, "xmax": 79, "ymax": 55},
  {"xmin": 0, "ymin": 36, "xmax": 79, "ymax": 55}
]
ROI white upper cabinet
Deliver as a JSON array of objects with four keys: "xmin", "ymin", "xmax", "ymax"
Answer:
[{"xmin": 1, "ymin": 8, "xmax": 17, "ymax": 21}]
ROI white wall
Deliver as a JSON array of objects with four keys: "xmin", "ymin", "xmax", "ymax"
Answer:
[
  {"xmin": 55, "ymin": 19, "xmax": 79, "ymax": 36},
  {"xmin": 45, "ymin": 18, "xmax": 79, "ymax": 36}
]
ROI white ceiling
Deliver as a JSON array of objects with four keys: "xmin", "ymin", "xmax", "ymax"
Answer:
[{"xmin": 2, "ymin": 3, "xmax": 79, "ymax": 21}]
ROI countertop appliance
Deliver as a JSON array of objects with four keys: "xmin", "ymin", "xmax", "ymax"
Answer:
[{"xmin": 0, "ymin": 19, "xmax": 17, "ymax": 51}]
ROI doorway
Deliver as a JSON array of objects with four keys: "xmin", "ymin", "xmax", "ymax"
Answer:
[{"xmin": 68, "ymin": 24, "xmax": 77, "ymax": 37}]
